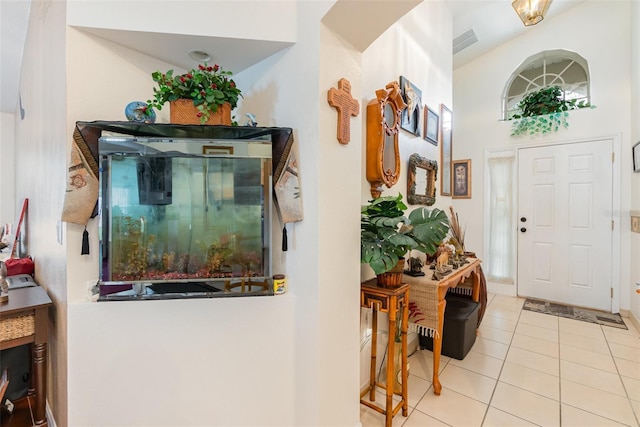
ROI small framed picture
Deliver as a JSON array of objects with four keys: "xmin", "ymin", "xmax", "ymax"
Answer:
[
  {"xmin": 633, "ymin": 141, "xmax": 640, "ymax": 172},
  {"xmin": 203, "ymin": 145, "xmax": 234, "ymax": 155},
  {"xmin": 399, "ymin": 75, "xmax": 422, "ymax": 136},
  {"xmin": 452, "ymin": 159, "xmax": 471, "ymax": 199},
  {"xmin": 423, "ymin": 105, "xmax": 439, "ymax": 146}
]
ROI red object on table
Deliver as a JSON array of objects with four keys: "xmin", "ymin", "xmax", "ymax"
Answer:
[{"xmin": 5, "ymin": 257, "xmax": 34, "ymax": 277}]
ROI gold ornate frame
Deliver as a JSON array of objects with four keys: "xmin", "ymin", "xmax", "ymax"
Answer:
[{"xmin": 407, "ymin": 153, "xmax": 437, "ymax": 206}]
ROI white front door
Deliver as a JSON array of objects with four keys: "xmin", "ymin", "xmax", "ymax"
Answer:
[{"xmin": 517, "ymin": 140, "xmax": 613, "ymax": 312}]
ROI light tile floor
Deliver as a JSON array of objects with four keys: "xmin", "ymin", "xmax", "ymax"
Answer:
[{"xmin": 360, "ymin": 293, "xmax": 640, "ymax": 427}]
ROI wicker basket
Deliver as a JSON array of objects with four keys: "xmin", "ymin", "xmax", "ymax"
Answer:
[
  {"xmin": 169, "ymin": 99, "xmax": 231, "ymax": 125},
  {"xmin": 0, "ymin": 314, "xmax": 35, "ymax": 342}
]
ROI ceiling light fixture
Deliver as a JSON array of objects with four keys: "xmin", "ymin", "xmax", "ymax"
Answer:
[
  {"xmin": 188, "ymin": 49, "xmax": 212, "ymax": 62},
  {"xmin": 512, "ymin": 0, "xmax": 553, "ymax": 26}
]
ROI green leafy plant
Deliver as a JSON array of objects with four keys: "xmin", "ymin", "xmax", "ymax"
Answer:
[
  {"xmin": 510, "ymin": 86, "xmax": 593, "ymax": 136},
  {"xmin": 147, "ymin": 63, "xmax": 242, "ymax": 124},
  {"xmin": 361, "ymin": 194, "xmax": 449, "ymax": 275}
]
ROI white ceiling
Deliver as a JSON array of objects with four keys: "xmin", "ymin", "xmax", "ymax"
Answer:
[
  {"xmin": 448, "ymin": 0, "xmax": 585, "ymax": 70},
  {"xmin": 0, "ymin": 0, "xmax": 585, "ymax": 114}
]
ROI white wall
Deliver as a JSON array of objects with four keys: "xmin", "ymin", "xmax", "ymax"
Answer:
[
  {"xmin": 15, "ymin": 0, "xmax": 69, "ymax": 424},
  {"xmin": 361, "ymin": 1, "xmax": 453, "ymax": 278},
  {"xmin": 453, "ymin": 1, "xmax": 634, "ymax": 311},
  {"xmin": 0, "ymin": 112, "xmax": 16, "ymax": 227},
  {"xmin": 316, "ymin": 23, "xmax": 363, "ymax": 427},
  {"xmin": 359, "ymin": 0, "xmax": 453, "ymax": 388},
  {"xmin": 68, "ymin": 297, "xmax": 296, "ymax": 426},
  {"xmin": 630, "ymin": 0, "xmax": 640, "ymax": 324}
]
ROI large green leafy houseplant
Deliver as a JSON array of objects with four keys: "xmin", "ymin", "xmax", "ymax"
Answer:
[
  {"xmin": 510, "ymin": 86, "xmax": 592, "ymax": 136},
  {"xmin": 361, "ymin": 194, "xmax": 449, "ymax": 275}
]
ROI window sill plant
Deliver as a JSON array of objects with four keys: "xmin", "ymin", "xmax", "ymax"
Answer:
[
  {"xmin": 361, "ymin": 193, "xmax": 449, "ymax": 286},
  {"xmin": 509, "ymin": 85, "xmax": 593, "ymax": 136},
  {"xmin": 147, "ymin": 63, "xmax": 242, "ymax": 125}
]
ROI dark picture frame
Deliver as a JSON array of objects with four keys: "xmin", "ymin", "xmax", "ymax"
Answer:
[
  {"xmin": 633, "ymin": 141, "xmax": 640, "ymax": 172},
  {"xmin": 399, "ymin": 76, "xmax": 422, "ymax": 136},
  {"xmin": 452, "ymin": 159, "xmax": 471, "ymax": 199},
  {"xmin": 423, "ymin": 105, "xmax": 439, "ymax": 146},
  {"xmin": 439, "ymin": 104, "xmax": 453, "ymax": 196}
]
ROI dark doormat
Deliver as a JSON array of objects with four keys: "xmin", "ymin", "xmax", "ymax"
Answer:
[{"xmin": 523, "ymin": 298, "xmax": 627, "ymax": 330}]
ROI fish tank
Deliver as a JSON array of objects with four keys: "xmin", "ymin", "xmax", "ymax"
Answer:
[{"xmin": 97, "ymin": 135, "xmax": 273, "ymax": 300}]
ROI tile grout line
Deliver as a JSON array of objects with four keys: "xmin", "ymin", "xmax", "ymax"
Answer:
[
  {"xmin": 479, "ymin": 298, "xmax": 525, "ymax": 427},
  {"xmin": 558, "ymin": 314, "xmax": 563, "ymax": 426},
  {"xmin": 555, "ymin": 322, "xmax": 639, "ymax": 426},
  {"xmin": 602, "ymin": 324, "xmax": 640, "ymax": 427}
]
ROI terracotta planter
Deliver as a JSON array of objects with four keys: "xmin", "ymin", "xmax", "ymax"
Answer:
[
  {"xmin": 169, "ymin": 99, "xmax": 232, "ymax": 125},
  {"xmin": 376, "ymin": 258, "xmax": 406, "ymax": 288}
]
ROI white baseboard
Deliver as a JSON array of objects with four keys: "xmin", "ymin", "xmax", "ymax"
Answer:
[
  {"xmin": 46, "ymin": 400, "xmax": 57, "ymax": 427},
  {"xmin": 626, "ymin": 309, "xmax": 640, "ymax": 332}
]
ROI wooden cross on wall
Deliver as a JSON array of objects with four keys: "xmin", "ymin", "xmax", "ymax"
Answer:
[{"xmin": 327, "ymin": 78, "xmax": 359, "ymax": 145}]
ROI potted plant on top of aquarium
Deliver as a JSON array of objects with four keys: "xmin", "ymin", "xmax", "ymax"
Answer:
[
  {"xmin": 361, "ymin": 193, "xmax": 449, "ymax": 287},
  {"xmin": 147, "ymin": 63, "xmax": 243, "ymax": 125}
]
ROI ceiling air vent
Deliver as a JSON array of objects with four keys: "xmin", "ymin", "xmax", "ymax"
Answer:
[{"xmin": 453, "ymin": 28, "xmax": 478, "ymax": 55}]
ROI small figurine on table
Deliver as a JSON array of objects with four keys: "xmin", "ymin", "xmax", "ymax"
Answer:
[
  {"xmin": 404, "ymin": 256, "xmax": 425, "ymax": 277},
  {"xmin": 0, "ymin": 261, "xmax": 8, "ymax": 303},
  {"xmin": 431, "ymin": 246, "xmax": 453, "ymax": 280}
]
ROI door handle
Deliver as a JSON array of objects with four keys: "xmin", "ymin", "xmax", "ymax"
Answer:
[{"xmin": 520, "ymin": 227, "xmax": 527, "ymax": 232}]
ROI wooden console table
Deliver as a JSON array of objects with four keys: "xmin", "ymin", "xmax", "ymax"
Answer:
[
  {"xmin": 360, "ymin": 281, "xmax": 409, "ymax": 427},
  {"xmin": 403, "ymin": 258, "xmax": 481, "ymax": 395},
  {"xmin": 0, "ymin": 286, "xmax": 52, "ymax": 426}
]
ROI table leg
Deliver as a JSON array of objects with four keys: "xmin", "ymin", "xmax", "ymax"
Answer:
[
  {"xmin": 432, "ymin": 297, "xmax": 446, "ymax": 395},
  {"xmin": 400, "ymin": 297, "xmax": 409, "ymax": 417},
  {"xmin": 471, "ymin": 269, "xmax": 481, "ymax": 335},
  {"xmin": 471, "ymin": 269, "xmax": 480, "ymax": 302},
  {"xmin": 385, "ymin": 304, "xmax": 397, "ymax": 427},
  {"xmin": 33, "ymin": 342, "xmax": 47, "ymax": 426},
  {"xmin": 370, "ymin": 306, "xmax": 378, "ymax": 402}
]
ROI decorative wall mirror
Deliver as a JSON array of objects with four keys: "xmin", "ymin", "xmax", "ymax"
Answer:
[
  {"xmin": 407, "ymin": 153, "xmax": 438, "ymax": 206},
  {"xmin": 366, "ymin": 81, "xmax": 407, "ymax": 198}
]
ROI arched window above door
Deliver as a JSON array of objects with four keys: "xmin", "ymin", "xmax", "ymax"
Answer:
[{"xmin": 502, "ymin": 49, "xmax": 590, "ymax": 120}]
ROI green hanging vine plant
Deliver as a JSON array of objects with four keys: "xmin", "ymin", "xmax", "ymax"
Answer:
[{"xmin": 509, "ymin": 86, "xmax": 594, "ymax": 137}]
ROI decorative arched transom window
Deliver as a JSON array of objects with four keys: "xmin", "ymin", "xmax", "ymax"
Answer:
[{"xmin": 502, "ymin": 49, "xmax": 591, "ymax": 120}]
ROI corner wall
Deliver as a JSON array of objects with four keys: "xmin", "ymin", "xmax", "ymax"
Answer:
[
  {"xmin": 0, "ymin": 112, "xmax": 16, "ymax": 227},
  {"xmin": 630, "ymin": 0, "xmax": 640, "ymax": 322},
  {"xmin": 15, "ymin": 0, "xmax": 69, "ymax": 425}
]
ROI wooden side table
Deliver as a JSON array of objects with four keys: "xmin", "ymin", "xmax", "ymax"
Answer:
[
  {"xmin": 360, "ymin": 281, "xmax": 409, "ymax": 427},
  {"xmin": 403, "ymin": 258, "xmax": 482, "ymax": 395},
  {"xmin": 0, "ymin": 286, "xmax": 52, "ymax": 426}
]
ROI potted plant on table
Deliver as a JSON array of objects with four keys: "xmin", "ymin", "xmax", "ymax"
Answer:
[
  {"xmin": 361, "ymin": 193, "xmax": 449, "ymax": 287},
  {"xmin": 147, "ymin": 63, "xmax": 243, "ymax": 125}
]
